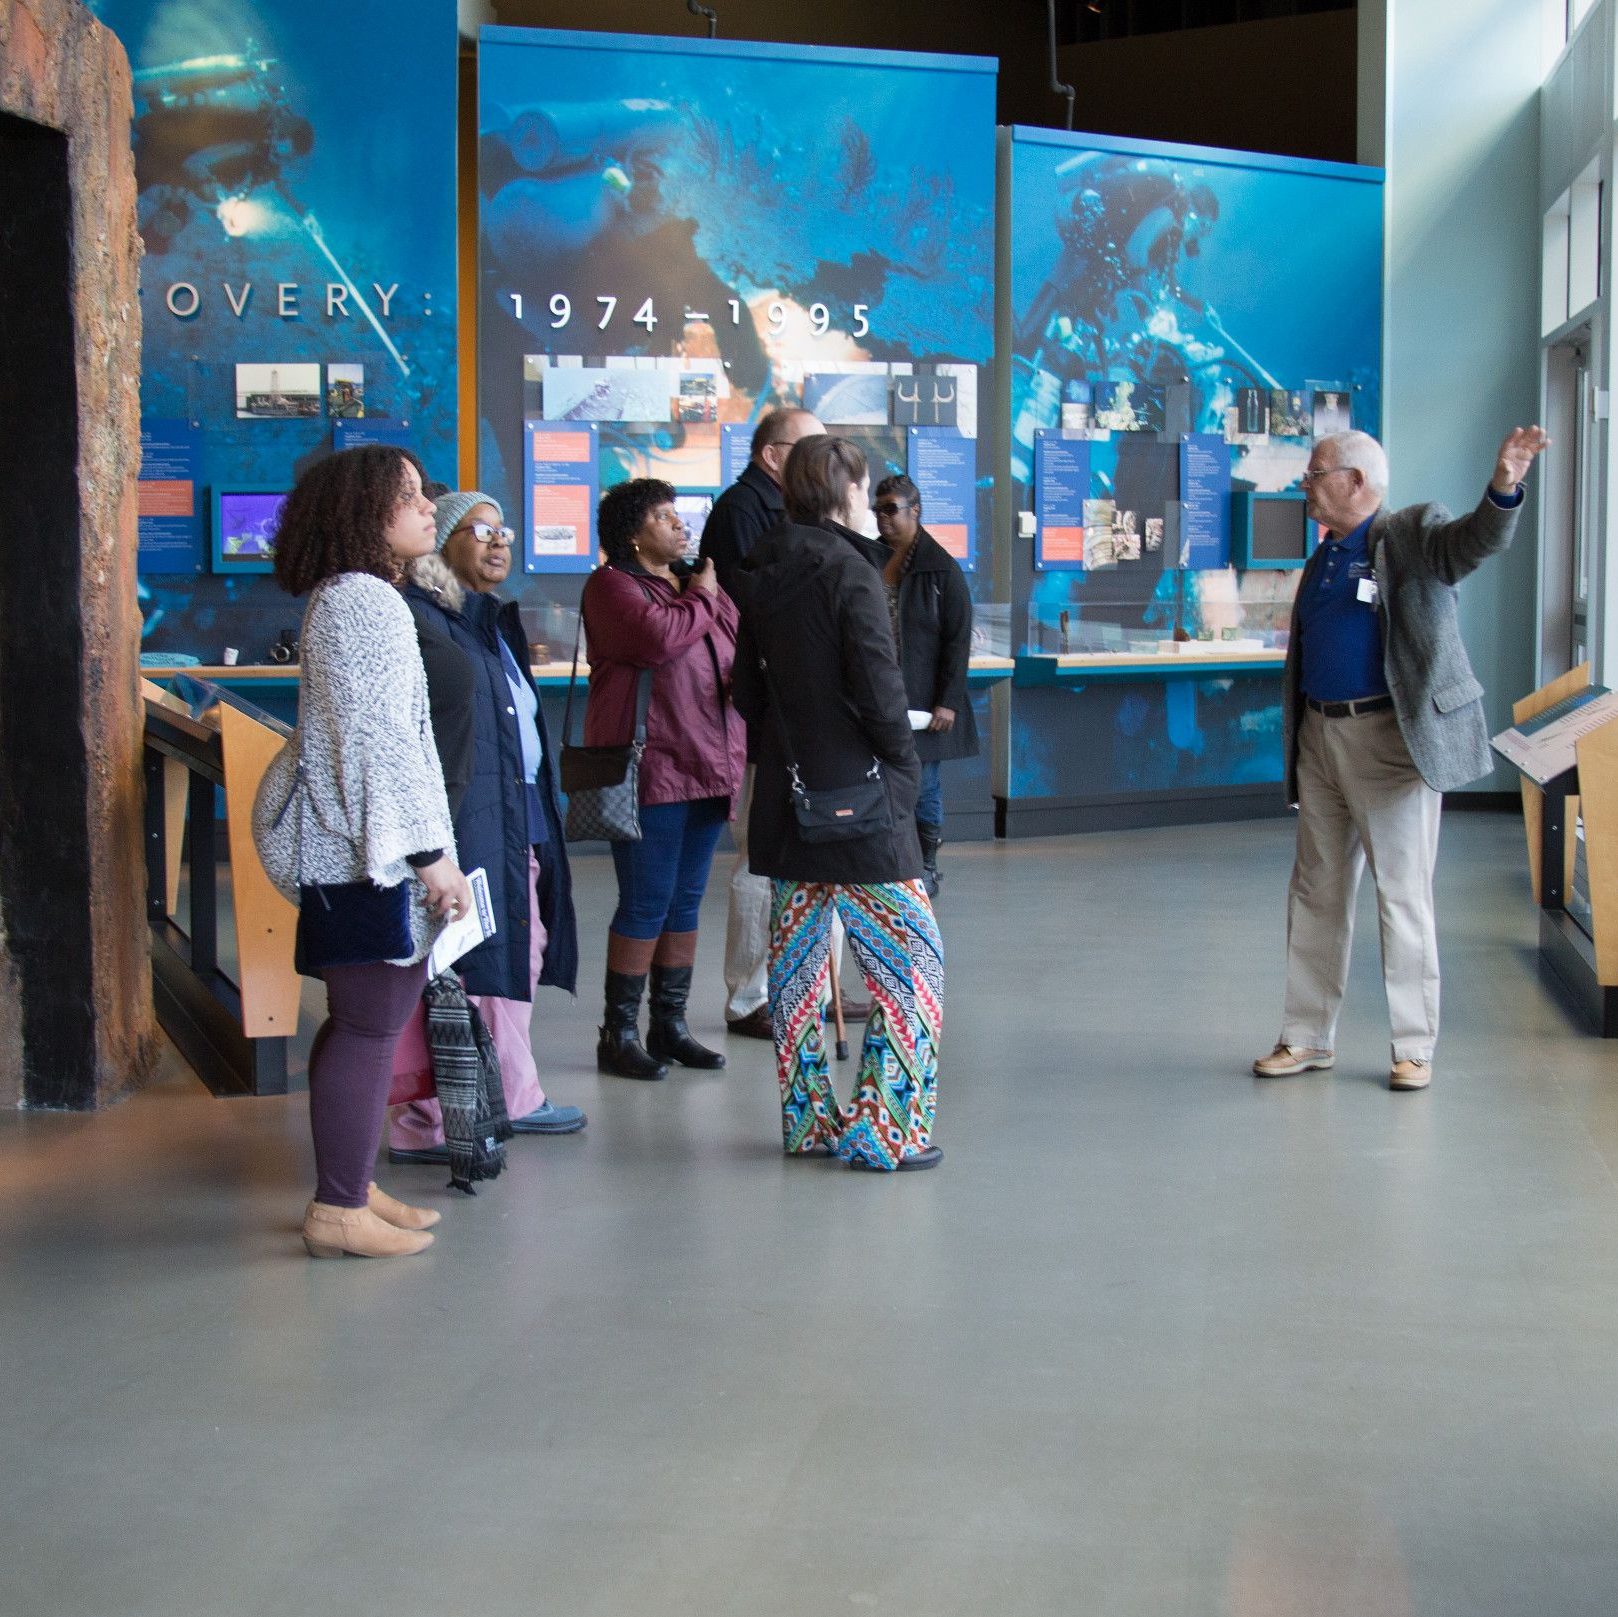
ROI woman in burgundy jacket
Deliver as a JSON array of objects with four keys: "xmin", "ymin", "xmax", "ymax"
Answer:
[{"xmin": 582, "ymin": 478, "xmax": 747, "ymax": 1079}]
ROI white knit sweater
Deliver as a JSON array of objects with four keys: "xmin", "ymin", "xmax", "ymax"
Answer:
[{"xmin": 251, "ymin": 572, "xmax": 456, "ymax": 965}]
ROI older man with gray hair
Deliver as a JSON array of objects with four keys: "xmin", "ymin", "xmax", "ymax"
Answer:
[{"xmin": 1254, "ymin": 424, "xmax": 1549, "ymax": 1091}]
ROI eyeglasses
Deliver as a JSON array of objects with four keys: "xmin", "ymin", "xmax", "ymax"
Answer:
[
  {"xmin": 1299, "ymin": 467, "xmax": 1353, "ymax": 484},
  {"xmin": 450, "ymin": 521, "xmax": 515, "ymax": 546},
  {"xmin": 872, "ymin": 501, "xmax": 919, "ymax": 517}
]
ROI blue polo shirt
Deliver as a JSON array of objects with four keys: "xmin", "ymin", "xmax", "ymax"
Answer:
[
  {"xmin": 1297, "ymin": 515, "xmax": 1385, "ymax": 703},
  {"xmin": 1297, "ymin": 485, "xmax": 1525, "ymax": 703}
]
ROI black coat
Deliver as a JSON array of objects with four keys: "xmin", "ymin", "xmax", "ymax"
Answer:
[
  {"xmin": 731, "ymin": 521, "xmax": 922, "ymax": 885},
  {"xmin": 699, "ymin": 461, "xmax": 784, "ymax": 601},
  {"xmin": 405, "ymin": 582, "xmax": 579, "ymax": 999},
  {"xmin": 412, "ymin": 606, "xmax": 477, "ymax": 814},
  {"xmin": 891, "ymin": 528, "xmax": 980, "ymax": 765}
]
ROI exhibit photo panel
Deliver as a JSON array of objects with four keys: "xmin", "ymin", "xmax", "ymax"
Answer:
[
  {"xmin": 96, "ymin": 0, "xmax": 461, "ymax": 664},
  {"xmin": 476, "ymin": 27, "xmax": 1004, "ymax": 830},
  {"xmin": 1001, "ymin": 126, "xmax": 1384, "ymax": 832}
]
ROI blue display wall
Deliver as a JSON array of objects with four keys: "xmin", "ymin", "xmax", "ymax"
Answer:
[
  {"xmin": 1000, "ymin": 127, "xmax": 1384, "ymax": 826},
  {"xmin": 95, "ymin": 0, "xmax": 460, "ymax": 660},
  {"xmin": 474, "ymin": 27, "xmax": 1000, "ymax": 827}
]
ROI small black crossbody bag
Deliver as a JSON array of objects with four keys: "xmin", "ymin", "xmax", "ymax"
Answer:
[{"xmin": 758, "ymin": 655, "xmax": 891, "ymax": 844}]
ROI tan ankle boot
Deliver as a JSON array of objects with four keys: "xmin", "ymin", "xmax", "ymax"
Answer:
[
  {"xmin": 367, "ymin": 1182, "xmax": 441, "ymax": 1231},
  {"xmin": 302, "ymin": 1200, "xmax": 434, "ymax": 1259}
]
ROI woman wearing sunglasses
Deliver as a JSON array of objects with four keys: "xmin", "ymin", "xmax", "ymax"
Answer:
[
  {"xmin": 870, "ymin": 474, "xmax": 979, "ymax": 898},
  {"xmin": 386, "ymin": 491, "xmax": 586, "ymax": 1167}
]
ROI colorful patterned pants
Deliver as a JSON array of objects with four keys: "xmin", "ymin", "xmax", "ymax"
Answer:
[{"xmin": 768, "ymin": 879, "xmax": 943, "ymax": 1170}]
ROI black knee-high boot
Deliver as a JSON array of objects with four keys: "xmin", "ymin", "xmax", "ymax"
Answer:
[
  {"xmin": 597, "ymin": 932, "xmax": 668, "ymax": 1080},
  {"xmin": 918, "ymin": 822, "xmax": 943, "ymax": 898},
  {"xmin": 646, "ymin": 931, "xmax": 726, "ymax": 1069}
]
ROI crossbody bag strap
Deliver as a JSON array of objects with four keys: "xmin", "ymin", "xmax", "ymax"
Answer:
[
  {"xmin": 755, "ymin": 655, "xmax": 802, "ymax": 782},
  {"xmin": 564, "ymin": 575, "xmax": 658, "ymax": 751},
  {"xmin": 561, "ymin": 606, "xmax": 586, "ymax": 749}
]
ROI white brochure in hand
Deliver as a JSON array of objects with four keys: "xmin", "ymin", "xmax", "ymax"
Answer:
[
  {"xmin": 908, "ymin": 709, "xmax": 933, "ymax": 731},
  {"xmin": 427, "ymin": 867, "xmax": 496, "ymax": 977}
]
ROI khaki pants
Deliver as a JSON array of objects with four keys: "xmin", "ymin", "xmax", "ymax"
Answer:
[
  {"xmin": 1280, "ymin": 707, "xmax": 1442, "ymax": 1063},
  {"xmin": 723, "ymin": 765, "xmax": 847, "ymax": 1020}
]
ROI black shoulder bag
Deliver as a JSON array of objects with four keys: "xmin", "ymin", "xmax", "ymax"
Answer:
[
  {"xmin": 757, "ymin": 655, "xmax": 891, "ymax": 844},
  {"xmin": 559, "ymin": 607, "xmax": 653, "ymax": 843}
]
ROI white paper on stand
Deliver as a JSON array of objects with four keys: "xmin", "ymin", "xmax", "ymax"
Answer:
[
  {"xmin": 1491, "ymin": 685, "xmax": 1618, "ymax": 787},
  {"xmin": 427, "ymin": 867, "xmax": 496, "ymax": 977}
]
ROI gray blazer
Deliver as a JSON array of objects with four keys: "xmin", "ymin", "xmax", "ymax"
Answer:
[{"xmin": 1282, "ymin": 493, "xmax": 1521, "ymax": 803}]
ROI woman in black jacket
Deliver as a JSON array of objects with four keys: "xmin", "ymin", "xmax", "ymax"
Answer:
[
  {"xmin": 387, "ymin": 490, "xmax": 586, "ymax": 1166},
  {"xmin": 731, "ymin": 436, "xmax": 945, "ymax": 1172},
  {"xmin": 871, "ymin": 474, "xmax": 979, "ymax": 897}
]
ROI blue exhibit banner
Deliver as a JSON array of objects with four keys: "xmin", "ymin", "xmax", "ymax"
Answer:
[
  {"xmin": 1033, "ymin": 431, "xmax": 1090, "ymax": 571},
  {"xmin": 907, "ymin": 428, "xmax": 976, "ymax": 571},
  {"xmin": 93, "ymin": 0, "xmax": 459, "ymax": 656},
  {"xmin": 137, "ymin": 420, "xmax": 203, "ymax": 574},
  {"xmin": 333, "ymin": 420, "xmax": 416, "ymax": 453},
  {"xmin": 476, "ymin": 26, "xmax": 995, "ymax": 601},
  {"xmin": 1006, "ymin": 126, "xmax": 1383, "ymax": 801},
  {"xmin": 1178, "ymin": 434, "xmax": 1232, "ymax": 569},
  {"xmin": 524, "ymin": 422, "xmax": 600, "ymax": 575},
  {"xmin": 720, "ymin": 424, "xmax": 753, "ymax": 491}
]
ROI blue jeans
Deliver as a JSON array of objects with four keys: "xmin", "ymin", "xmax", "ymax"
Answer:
[
  {"xmin": 916, "ymin": 760, "xmax": 944, "ymax": 829},
  {"xmin": 610, "ymin": 797, "xmax": 729, "ymax": 940}
]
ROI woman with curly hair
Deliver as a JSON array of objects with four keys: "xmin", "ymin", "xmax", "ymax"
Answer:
[
  {"xmin": 579, "ymin": 478, "xmax": 745, "ymax": 1079},
  {"xmin": 252, "ymin": 445, "xmax": 472, "ymax": 1258}
]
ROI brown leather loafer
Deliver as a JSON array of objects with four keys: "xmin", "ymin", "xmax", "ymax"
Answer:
[{"xmin": 725, "ymin": 1005, "xmax": 774, "ymax": 1039}]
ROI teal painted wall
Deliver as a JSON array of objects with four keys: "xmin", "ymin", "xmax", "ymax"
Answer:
[{"xmin": 1375, "ymin": 0, "xmax": 1544, "ymax": 791}]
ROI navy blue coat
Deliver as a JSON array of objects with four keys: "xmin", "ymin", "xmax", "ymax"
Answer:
[{"xmin": 405, "ymin": 582, "xmax": 579, "ymax": 1000}]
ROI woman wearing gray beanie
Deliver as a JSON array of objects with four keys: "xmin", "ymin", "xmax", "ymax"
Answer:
[{"xmin": 387, "ymin": 489, "xmax": 585, "ymax": 1166}]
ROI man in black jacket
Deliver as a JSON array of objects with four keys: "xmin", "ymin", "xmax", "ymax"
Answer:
[
  {"xmin": 702, "ymin": 407, "xmax": 826, "ymax": 1036},
  {"xmin": 699, "ymin": 406, "xmax": 823, "ymax": 598}
]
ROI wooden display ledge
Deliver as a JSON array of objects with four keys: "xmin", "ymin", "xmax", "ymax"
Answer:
[
  {"xmin": 142, "ymin": 660, "xmax": 589, "ymax": 686},
  {"xmin": 146, "ymin": 656, "xmax": 1018, "ymax": 689},
  {"xmin": 1016, "ymin": 647, "xmax": 1285, "ymax": 684}
]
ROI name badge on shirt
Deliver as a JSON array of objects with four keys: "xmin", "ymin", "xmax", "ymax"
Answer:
[{"xmin": 1356, "ymin": 576, "xmax": 1379, "ymax": 606}]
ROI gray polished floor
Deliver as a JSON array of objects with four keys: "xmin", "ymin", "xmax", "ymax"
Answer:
[{"xmin": 4, "ymin": 812, "xmax": 1618, "ymax": 1617}]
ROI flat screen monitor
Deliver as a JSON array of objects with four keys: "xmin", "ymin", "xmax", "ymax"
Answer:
[
  {"xmin": 1233, "ymin": 490, "xmax": 1318, "ymax": 570},
  {"xmin": 673, "ymin": 490, "xmax": 715, "ymax": 563},
  {"xmin": 212, "ymin": 485, "xmax": 287, "ymax": 574}
]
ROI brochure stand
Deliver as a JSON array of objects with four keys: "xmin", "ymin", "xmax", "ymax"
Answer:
[
  {"xmin": 142, "ymin": 678, "xmax": 301, "ymax": 1094},
  {"xmin": 1493, "ymin": 665, "xmax": 1618, "ymax": 1035}
]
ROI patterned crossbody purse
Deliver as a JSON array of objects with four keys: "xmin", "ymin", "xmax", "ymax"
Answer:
[{"xmin": 558, "ymin": 607, "xmax": 654, "ymax": 843}]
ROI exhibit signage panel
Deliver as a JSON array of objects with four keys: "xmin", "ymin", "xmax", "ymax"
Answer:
[
  {"xmin": 907, "ymin": 428, "xmax": 976, "ymax": 567},
  {"xmin": 136, "ymin": 420, "xmax": 203, "ymax": 575}
]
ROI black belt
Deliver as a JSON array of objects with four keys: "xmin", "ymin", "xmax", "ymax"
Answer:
[{"xmin": 1306, "ymin": 694, "xmax": 1394, "ymax": 719}]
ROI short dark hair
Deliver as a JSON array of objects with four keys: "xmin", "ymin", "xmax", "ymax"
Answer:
[
  {"xmin": 750, "ymin": 406, "xmax": 815, "ymax": 461},
  {"xmin": 781, "ymin": 435, "xmax": 866, "ymax": 525},
  {"xmin": 272, "ymin": 445, "xmax": 426, "ymax": 597},
  {"xmin": 873, "ymin": 474, "xmax": 919, "ymax": 509},
  {"xmin": 597, "ymin": 478, "xmax": 676, "ymax": 568}
]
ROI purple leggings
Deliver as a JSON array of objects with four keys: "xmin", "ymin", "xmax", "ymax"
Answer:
[{"xmin": 309, "ymin": 959, "xmax": 428, "ymax": 1208}]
